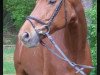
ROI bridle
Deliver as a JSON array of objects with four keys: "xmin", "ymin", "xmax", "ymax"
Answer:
[
  {"xmin": 26, "ymin": 0, "xmax": 64, "ymax": 35},
  {"xmin": 26, "ymin": 0, "xmax": 94, "ymax": 75}
]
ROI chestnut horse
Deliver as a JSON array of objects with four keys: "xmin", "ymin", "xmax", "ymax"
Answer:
[{"xmin": 14, "ymin": 0, "xmax": 92, "ymax": 75}]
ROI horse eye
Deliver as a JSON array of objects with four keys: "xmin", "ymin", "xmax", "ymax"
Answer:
[{"xmin": 48, "ymin": 0, "xmax": 56, "ymax": 4}]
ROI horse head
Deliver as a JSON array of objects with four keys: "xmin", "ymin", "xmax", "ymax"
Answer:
[{"xmin": 18, "ymin": 0, "xmax": 68, "ymax": 48}]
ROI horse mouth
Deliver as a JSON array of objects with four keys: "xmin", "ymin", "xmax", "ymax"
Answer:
[{"xmin": 22, "ymin": 37, "xmax": 40, "ymax": 48}]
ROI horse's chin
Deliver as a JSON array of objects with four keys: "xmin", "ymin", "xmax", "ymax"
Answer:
[{"xmin": 24, "ymin": 42, "xmax": 40, "ymax": 48}]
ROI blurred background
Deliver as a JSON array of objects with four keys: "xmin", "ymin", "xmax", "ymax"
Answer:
[{"xmin": 3, "ymin": 0, "xmax": 97, "ymax": 75}]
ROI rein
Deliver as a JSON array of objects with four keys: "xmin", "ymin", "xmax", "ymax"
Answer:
[
  {"xmin": 40, "ymin": 33, "xmax": 94, "ymax": 75},
  {"xmin": 26, "ymin": 0, "xmax": 94, "ymax": 75}
]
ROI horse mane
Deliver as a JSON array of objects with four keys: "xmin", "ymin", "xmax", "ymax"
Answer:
[{"xmin": 64, "ymin": 0, "xmax": 87, "ymax": 63}]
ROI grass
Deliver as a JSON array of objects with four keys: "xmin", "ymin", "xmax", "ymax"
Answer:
[
  {"xmin": 3, "ymin": 46, "xmax": 97, "ymax": 75},
  {"xmin": 3, "ymin": 47, "xmax": 16, "ymax": 74}
]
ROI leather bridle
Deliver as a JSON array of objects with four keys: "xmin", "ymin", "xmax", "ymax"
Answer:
[
  {"xmin": 26, "ymin": 0, "xmax": 64, "ymax": 35},
  {"xmin": 26, "ymin": 0, "xmax": 94, "ymax": 75}
]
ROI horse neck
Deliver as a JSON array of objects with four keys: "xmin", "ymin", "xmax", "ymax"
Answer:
[
  {"xmin": 43, "ymin": 0, "xmax": 87, "ymax": 63},
  {"xmin": 64, "ymin": 0, "xmax": 87, "ymax": 62},
  {"xmin": 50, "ymin": 23, "xmax": 86, "ymax": 63}
]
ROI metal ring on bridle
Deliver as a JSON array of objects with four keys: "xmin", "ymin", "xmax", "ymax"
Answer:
[
  {"xmin": 43, "ymin": 25, "xmax": 50, "ymax": 34},
  {"xmin": 35, "ymin": 25, "xmax": 50, "ymax": 35}
]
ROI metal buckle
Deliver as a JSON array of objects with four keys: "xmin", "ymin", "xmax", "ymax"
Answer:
[{"xmin": 38, "ymin": 25, "xmax": 50, "ymax": 35}]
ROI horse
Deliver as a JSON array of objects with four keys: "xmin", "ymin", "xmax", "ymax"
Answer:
[{"xmin": 14, "ymin": 0, "xmax": 93, "ymax": 75}]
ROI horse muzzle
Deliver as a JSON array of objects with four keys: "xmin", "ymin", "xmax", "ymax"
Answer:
[{"xmin": 19, "ymin": 30, "xmax": 40, "ymax": 48}]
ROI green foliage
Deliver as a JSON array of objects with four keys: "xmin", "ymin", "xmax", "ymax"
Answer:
[
  {"xmin": 4, "ymin": 0, "xmax": 36, "ymax": 31},
  {"xmin": 85, "ymin": 4, "xmax": 97, "ymax": 50},
  {"xmin": 85, "ymin": 4, "xmax": 97, "ymax": 75},
  {"xmin": 92, "ymin": 0, "xmax": 97, "ymax": 4}
]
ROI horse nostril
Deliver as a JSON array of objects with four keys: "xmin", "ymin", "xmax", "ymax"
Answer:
[
  {"xmin": 23, "ymin": 32, "xmax": 29, "ymax": 38},
  {"xmin": 22, "ymin": 32, "xmax": 30, "ymax": 42}
]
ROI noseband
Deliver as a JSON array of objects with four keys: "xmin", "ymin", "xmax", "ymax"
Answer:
[{"xmin": 26, "ymin": 0, "xmax": 94, "ymax": 75}]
